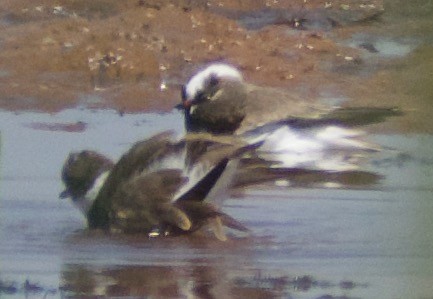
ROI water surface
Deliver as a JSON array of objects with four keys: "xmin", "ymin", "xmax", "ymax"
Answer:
[
  {"xmin": 2, "ymin": 0, "xmax": 433, "ymax": 298},
  {"xmin": 1, "ymin": 108, "xmax": 432, "ymax": 299}
]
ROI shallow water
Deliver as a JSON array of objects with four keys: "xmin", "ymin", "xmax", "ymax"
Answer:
[
  {"xmin": 2, "ymin": 1, "xmax": 433, "ymax": 298},
  {"xmin": 0, "ymin": 108, "xmax": 432, "ymax": 299}
]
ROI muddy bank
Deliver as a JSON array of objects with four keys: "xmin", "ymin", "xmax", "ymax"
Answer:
[
  {"xmin": 0, "ymin": 0, "xmax": 385, "ymax": 112},
  {"xmin": 3, "ymin": 0, "xmax": 432, "ymax": 133},
  {"xmin": 1, "ymin": 2, "xmax": 433, "ymax": 298}
]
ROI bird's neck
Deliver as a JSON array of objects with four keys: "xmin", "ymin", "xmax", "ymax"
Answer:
[{"xmin": 72, "ymin": 171, "xmax": 110, "ymax": 215}]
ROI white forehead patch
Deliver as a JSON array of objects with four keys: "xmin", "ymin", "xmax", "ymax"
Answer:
[{"xmin": 185, "ymin": 63, "xmax": 243, "ymax": 100}]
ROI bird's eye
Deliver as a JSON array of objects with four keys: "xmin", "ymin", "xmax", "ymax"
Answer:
[{"xmin": 208, "ymin": 74, "xmax": 220, "ymax": 88}]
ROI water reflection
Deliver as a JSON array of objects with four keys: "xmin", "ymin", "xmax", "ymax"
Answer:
[
  {"xmin": 1, "ymin": 1, "xmax": 433, "ymax": 298},
  {"xmin": 59, "ymin": 265, "xmax": 357, "ymax": 298},
  {"xmin": 60, "ymin": 263, "xmax": 290, "ymax": 298},
  {"xmin": 1, "ymin": 106, "xmax": 432, "ymax": 298}
]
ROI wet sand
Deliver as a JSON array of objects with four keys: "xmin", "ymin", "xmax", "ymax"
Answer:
[
  {"xmin": 1, "ymin": 0, "xmax": 431, "ymax": 132},
  {"xmin": 1, "ymin": 0, "xmax": 433, "ymax": 298}
]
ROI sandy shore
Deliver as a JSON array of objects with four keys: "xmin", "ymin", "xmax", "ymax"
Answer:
[
  {"xmin": 1, "ymin": 2, "xmax": 433, "ymax": 297},
  {"xmin": 0, "ymin": 0, "xmax": 384, "ymax": 110},
  {"xmin": 0, "ymin": 0, "xmax": 431, "ymax": 133}
]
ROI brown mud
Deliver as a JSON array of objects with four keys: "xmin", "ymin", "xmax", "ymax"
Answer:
[
  {"xmin": 1, "ymin": 0, "xmax": 431, "ymax": 132},
  {"xmin": 0, "ymin": 0, "xmax": 384, "ymax": 110},
  {"xmin": 1, "ymin": 1, "xmax": 433, "ymax": 298}
]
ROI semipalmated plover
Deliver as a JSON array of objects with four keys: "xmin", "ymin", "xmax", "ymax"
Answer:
[
  {"xmin": 60, "ymin": 131, "xmax": 253, "ymax": 240},
  {"xmin": 178, "ymin": 63, "xmax": 401, "ymax": 172}
]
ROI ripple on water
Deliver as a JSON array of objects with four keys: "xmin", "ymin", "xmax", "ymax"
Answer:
[{"xmin": 0, "ymin": 107, "xmax": 432, "ymax": 298}]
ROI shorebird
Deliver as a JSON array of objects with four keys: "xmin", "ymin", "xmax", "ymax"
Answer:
[
  {"xmin": 60, "ymin": 131, "xmax": 254, "ymax": 240},
  {"xmin": 177, "ymin": 63, "xmax": 400, "ymax": 173}
]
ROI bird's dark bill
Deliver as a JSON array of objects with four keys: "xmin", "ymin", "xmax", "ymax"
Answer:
[{"xmin": 174, "ymin": 102, "xmax": 186, "ymax": 110}]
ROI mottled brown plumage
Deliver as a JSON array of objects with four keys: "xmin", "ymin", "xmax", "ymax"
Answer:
[
  {"xmin": 61, "ymin": 131, "xmax": 252, "ymax": 239},
  {"xmin": 176, "ymin": 63, "xmax": 402, "ymax": 188}
]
